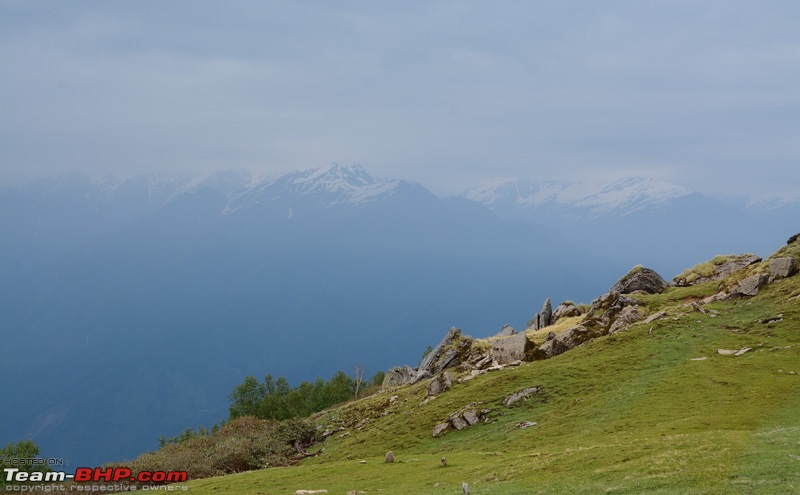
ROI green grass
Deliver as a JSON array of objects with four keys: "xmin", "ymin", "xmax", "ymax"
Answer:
[{"xmin": 186, "ymin": 273, "xmax": 800, "ymax": 494}]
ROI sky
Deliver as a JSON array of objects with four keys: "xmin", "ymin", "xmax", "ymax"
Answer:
[{"xmin": 1, "ymin": 0, "xmax": 798, "ymax": 199}]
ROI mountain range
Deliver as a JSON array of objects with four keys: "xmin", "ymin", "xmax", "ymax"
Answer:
[{"xmin": 0, "ymin": 164, "xmax": 794, "ymax": 466}]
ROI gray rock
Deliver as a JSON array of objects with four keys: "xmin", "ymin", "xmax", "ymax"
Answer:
[
  {"xmin": 472, "ymin": 354, "xmax": 493, "ymax": 369},
  {"xmin": 545, "ymin": 331, "xmax": 556, "ymax": 341},
  {"xmin": 609, "ymin": 266, "xmax": 668, "ymax": 294},
  {"xmin": 643, "ymin": 311, "xmax": 667, "ymax": 324},
  {"xmin": 432, "ymin": 348, "xmax": 460, "ymax": 375},
  {"xmin": 491, "ymin": 333, "xmax": 530, "ymax": 364},
  {"xmin": 432, "ymin": 422, "xmax": 449, "ymax": 437},
  {"xmin": 502, "ymin": 387, "xmax": 540, "ymax": 407},
  {"xmin": 384, "ymin": 365, "xmax": 417, "ymax": 387},
  {"xmin": 735, "ymin": 273, "xmax": 768, "ymax": 297},
  {"xmin": 608, "ymin": 305, "xmax": 644, "ymax": 334},
  {"xmin": 535, "ymin": 324, "xmax": 591, "ymax": 358},
  {"xmin": 582, "ymin": 290, "xmax": 641, "ymax": 335},
  {"xmin": 690, "ymin": 302, "xmax": 706, "ymax": 314},
  {"xmin": 427, "ymin": 372, "xmax": 453, "ymax": 398},
  {"xmin": 385, "ymin": 451, "xmax": 394, "ymax": 463},
  {"xmin": 770, "ymin": 257, "xmax": 799, "ymax": 279},
  {"xmin": 552, "ymin": 302, "xmax": 581, "ymax": 322},
  {"xmin": 463, "ymin": 410, "xmax": 480, "ymax": 425},
  {"xmin": 497, "ymin": 324, "xmax": 517, "ymax": 337},
  {"xmin": 788, "ymin": 233, "xmax": 800, "ymax": 245},
  {"xmin": 410, "ymin": 370, "xmax": 433, "ymax": 385},
  {"xmin": 418, "ymin": 327, "xmax": 472, "ymax": 376},
  {"xmin": 451, "ymin": 415, "xmax": 468, "ymax": 430},
  {"xmin": 540, "ymin": 298, "xmax": 553, "ymax": 327},
  {"xmin": 529, "ymin": 297, "xmax": 554, "ymax": 330},
  {"xmin": 462, "ymin": 482, "xmax": 470, "ymax": 495}
]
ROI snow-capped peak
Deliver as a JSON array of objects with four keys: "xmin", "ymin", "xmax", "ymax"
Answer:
[
  {"xmin": 223, "ymin": 163, "xmax": 405, "ymax": 214},
  {"xmin": 462, "ymin": 176, "xmax": 693, "ymax": 217}
]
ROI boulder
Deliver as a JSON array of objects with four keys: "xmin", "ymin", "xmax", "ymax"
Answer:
[
  {"xmin": 451, "ymin": 415, "xmax": 469, "ymax": 430},
  {"xmin": 552, "ymin": 302, "xmax": 581, "ymax": 322},
  {"xmin": 608, "ymin": 266, "xmax": 668, "ymax": 294},
  {"xmin": 788, "ymin": 233, "xmax": 800, "ymax": 245},
  {"xmin": 496, "ymin": 324, "xmax": 517, "ymax": 337},
  {"xmin": 432, "ymin": 422, "xmax": 449, "ymax": 437},
  {"xmin": 385, "ymin": 451, "xmax": 394, "ymax": 463},
  {"xmin": 490, "ymin": 333, "xmax": 531, "ymax": 364},
  {"xmin": 463, "ymin": 410, "xmax": 480, "ymax": 425},
  {"xmin": 427, "ymin": 372, "xmax": 453, "ymax": 398},
  {"xmin": 769, "ymin": 257, "xmax": 799, "ymax": 280},
  {"xmin": 734, "ymin": 273, "xmax": 768, "ymax": 297}
]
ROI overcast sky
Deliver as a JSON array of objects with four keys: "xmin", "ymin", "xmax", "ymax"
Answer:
[{"xmin": 1, "ymin": 0, "xmax": 798, "ymax": 198}]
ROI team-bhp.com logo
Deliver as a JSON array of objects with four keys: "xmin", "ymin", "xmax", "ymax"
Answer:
[{"xmin": 4, "ymin": 466, "xmax": 188, "ymax": 491}]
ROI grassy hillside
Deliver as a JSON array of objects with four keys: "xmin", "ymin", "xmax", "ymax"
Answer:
[{"xmin": 185, "ymin": 242, "xmax": 800, "ymax": 494}]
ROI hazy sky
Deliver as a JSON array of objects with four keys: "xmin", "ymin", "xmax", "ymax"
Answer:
[{"xmin": 1, "ymin": 1, "xmax": 798, "ymax": 198}]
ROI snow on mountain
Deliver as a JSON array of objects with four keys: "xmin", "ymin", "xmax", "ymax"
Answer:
[
  {"xmin": 462, "ymin": 177, "xmax": 694, "ymax": 217},
  {"xmin": 224, "ymin": 163, "xmax": 407, "ymax": 214}
]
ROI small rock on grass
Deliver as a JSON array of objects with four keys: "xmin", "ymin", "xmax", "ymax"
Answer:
[{"xmin": 717, "ymin": 348, "xmax": 752, "ymax": 356}]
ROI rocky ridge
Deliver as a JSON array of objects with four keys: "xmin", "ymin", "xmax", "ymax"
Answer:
[{"xmin": 382, "ymin": 233, "xmax": 800, "ymax": 437}]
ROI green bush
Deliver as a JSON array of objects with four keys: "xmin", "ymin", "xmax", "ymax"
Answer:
[
  {"xmin": 0, "ymin": 440, "xmax": 50, "ymax": 487},
  {"xmin": 127, "ymin": 417, "xmax": 315, "ymax": 481}
]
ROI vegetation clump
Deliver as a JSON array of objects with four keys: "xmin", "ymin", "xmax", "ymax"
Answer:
[{"xmin": 124, "ymin": 417, "xmax": 316, "ymax": 481}]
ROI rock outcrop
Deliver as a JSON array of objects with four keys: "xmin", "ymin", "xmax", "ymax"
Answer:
[
  {"xmin": 528, "ymin": 298, "xmax": 554, "ymax": 330},
  {"xmin": 535, "ymin": 324, "xmax": 593, "ymax": 358},
  {"xmin": 608, "ymin": 266, "xmax": 668, "ymax": 294},
  {"xmin": 673, "ymin": 254, "xmax": 762, "ymax": 286},
  {"xmin": 418, "ymin": 327, "xmax": 473, "ymax": 377},
  {"xmin": 432, "ymin": 404, "xmax": 488, "ymax": 437},
  {"xmin": 384, "ymin": 327, "xmax": 474, "ymax": 388},
  {"xmin": 534, "ymin": 266, "xmax": 664, "ymax": 357},
  {"xmin": 607, "ymin": 305, "xmax": 644, "ymax": 334},
  {"xmin": 384, "ymin": 365, "xmax": 417, "ymax": 387}
]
